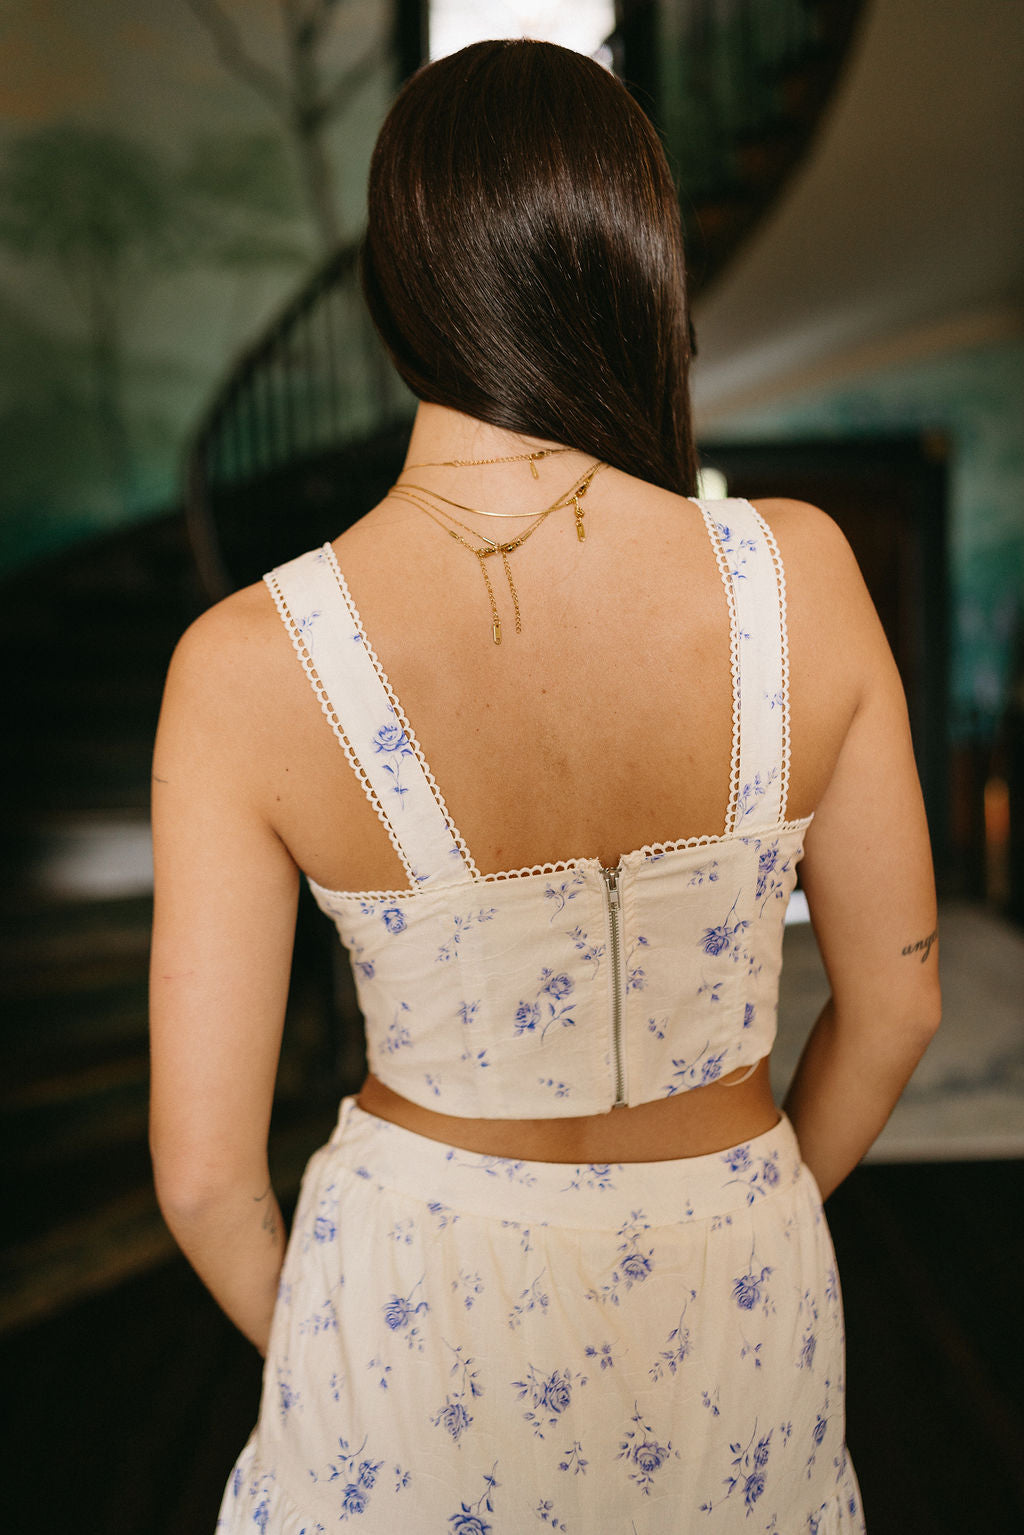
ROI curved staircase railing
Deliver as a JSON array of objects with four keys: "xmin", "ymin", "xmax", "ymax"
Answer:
[{"xmin": 185, "ymin": 242, "xmax": 413, "ymax": 598}]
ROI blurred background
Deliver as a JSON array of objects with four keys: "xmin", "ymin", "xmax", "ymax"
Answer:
[{"xmin": 1, "ymin": 1, "xmax": 1021, "ymax": 1529}]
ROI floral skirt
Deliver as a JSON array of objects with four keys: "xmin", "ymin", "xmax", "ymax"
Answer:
[{"xmin": 217, "ymin": 1100, "xmax": 864, "ymax": 1533}]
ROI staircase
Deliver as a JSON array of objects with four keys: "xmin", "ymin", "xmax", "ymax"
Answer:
[
  {"xmin": 617, "ymin": 0, "xmax": 865, "ymax": 296},
  {"xmin": 0, "ymin": 520, "xmax": 361, "ymax": 1332}
]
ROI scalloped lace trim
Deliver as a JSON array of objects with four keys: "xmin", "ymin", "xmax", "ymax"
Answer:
[
  {"xmin": 636, "ymin": 816, "xmax": 812, "ymax": 861},
  {"xmin": 308, "ymin": 875, "xmax": 417, "ymax": 903},
  {"xmin": 264, "ymin": 570, "xmax": 417, "ymax": 886},
  {"xmin": 754, "ymin": 506, "xmax": 792, "ymax": 819},
  {"xmin": 307, "ymin": 814, "xmax": 815, "ymax": 902},
  {"xmin": 322, "ymin": 544, "xmax": 481, "ymax": 882},
  {"xmin": 690, "ymin": 499, "xmax": 742, "ymax": 835}
]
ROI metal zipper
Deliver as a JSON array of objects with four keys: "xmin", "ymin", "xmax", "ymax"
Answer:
[{"xmin": 602, "ymin": 865, "xmax": 627, "ymax": 1107}]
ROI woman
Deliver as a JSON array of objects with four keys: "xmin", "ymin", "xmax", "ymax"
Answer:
[{"xmin": 150, "ymin": 40, "xmax": 940, "ymax": 1533}]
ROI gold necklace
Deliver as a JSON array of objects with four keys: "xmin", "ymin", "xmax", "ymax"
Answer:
[
  {"xmin": 390, "ymin": 462, "xmax": 602, "ymax": 645},
  {"xmin": 404, "ymin": 446, "xmax": 574, "ymax": 480}
]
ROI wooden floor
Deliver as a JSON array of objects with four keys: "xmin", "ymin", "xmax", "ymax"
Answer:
[{"xmin": 7, "ymin": 1157, "xmax": 1023, "ymax": 1535}]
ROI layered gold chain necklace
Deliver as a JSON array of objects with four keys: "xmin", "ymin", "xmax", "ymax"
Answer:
[{"xmin": 390, "ymin": 450, "xmax": 603, "ymax": 646}]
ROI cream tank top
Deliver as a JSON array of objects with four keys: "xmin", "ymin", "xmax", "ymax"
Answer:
[{"xmin": 266, "ymin": 498, "xmax": 812, "ymax": 1119}]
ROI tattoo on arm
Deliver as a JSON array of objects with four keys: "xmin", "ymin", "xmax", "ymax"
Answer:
[
  {"xmin": 901, "ymin": 927, "xmax": 937, "ymax": 964},
  {"xmin": 254, "ymin": 1182, "xmax": 278, "ymax": 1238}
]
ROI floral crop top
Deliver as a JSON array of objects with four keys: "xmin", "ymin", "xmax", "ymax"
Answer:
[{"xmin": 265, "ymin": 499, "xmax": 811, "ymax": 1119}]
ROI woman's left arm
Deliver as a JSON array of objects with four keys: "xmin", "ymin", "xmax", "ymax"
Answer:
[{"xmin": 149, "ymin": 596, "xmax": 299, "ymax": 1355}]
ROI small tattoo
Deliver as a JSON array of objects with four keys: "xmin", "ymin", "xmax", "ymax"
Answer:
[
  {"xmin": 901, "ymin": 927, "xmax": 937, "ymax": 963},
  {"xmin": 254, "ymin": 1183, "xmax": 276, "ymax": 1235},
  {"xmin": 152, "ymin": 774, "xmax": 168, "ymax": 783}
]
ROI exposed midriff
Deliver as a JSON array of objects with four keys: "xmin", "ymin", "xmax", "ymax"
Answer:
[{"xmin": 356, "ymin": 1059, "xmax": 779, "ymax": 1163}]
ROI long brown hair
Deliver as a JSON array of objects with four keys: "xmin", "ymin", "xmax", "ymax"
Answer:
[{"xmin": 362, "ymin": 39, "xmax": 698, "ymax": 496}]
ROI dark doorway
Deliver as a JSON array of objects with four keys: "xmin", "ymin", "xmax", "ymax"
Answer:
[{"xmin": 700, "ymin": 435, "xmax": 950, "ymax": 883}]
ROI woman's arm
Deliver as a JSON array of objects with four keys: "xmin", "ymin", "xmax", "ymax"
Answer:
[
  {"xmin": 774, "ymin": 508, "xmax": 941, "ymax": 1199},
  {"xmin": 149, "ymin": 594, "xmax": 299, "ymax": 1354}
]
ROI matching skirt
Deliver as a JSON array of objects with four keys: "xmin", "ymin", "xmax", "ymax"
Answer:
[{"xmin": 218, "ymin": 1101, "xmax": 864, "ymax": 1532}]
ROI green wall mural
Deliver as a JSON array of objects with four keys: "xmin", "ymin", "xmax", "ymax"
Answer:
[
  {"xmin": 703, "ymin": 337, "xmax": 1024, "ymax": 733},
  {"xmin": 0, "ymin": 0, "xmax": 394, "ymax": 570}
]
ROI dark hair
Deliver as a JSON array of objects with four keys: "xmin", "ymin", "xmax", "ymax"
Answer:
[{"xmin": 362, "ymin": 39, "xmax": 698, "ymax": 496}]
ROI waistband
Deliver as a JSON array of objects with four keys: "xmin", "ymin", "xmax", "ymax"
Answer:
[{"xmin": 324, "ymin": 1098, "xmax": 807, "ymax": 1230}]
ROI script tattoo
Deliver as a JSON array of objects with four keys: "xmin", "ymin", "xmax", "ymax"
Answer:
[
  {"xmin": 254, "ymin": 1182, "xmax": 277, "ymax": 1237},
  {"xmin": 901, "ymin": 927, "xmax": 937, "ymax": 964}
]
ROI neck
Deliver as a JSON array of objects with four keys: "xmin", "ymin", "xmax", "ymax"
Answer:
[{"xmin": 405, "ymin": 403, "xmax": 582, "ymax": 468}]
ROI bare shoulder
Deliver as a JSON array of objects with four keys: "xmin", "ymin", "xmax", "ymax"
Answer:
[
  {"xmin": 168, "ymin": 579, "xmax": 285, "ymax": 689},
  {"xmin": 751, "ymin": 496, "xmax": 857, "ymax": 569},
  {"xmin": 160, "ymin": 579, "xmax": 296, "ymax": 743},
  {"xmin": 750, "ymin": 497, "xmax": 879, "ymax": 643}
]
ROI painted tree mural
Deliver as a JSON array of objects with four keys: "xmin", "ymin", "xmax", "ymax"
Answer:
[
  {"xmin": 0, "ymin": 126, "xmax": 182, "ymax": 503},
  {"xmin": 183, "ymin": 0, "xmax": 383, "ymax": 251},
  {"xmin": 0, "ymin": 119, "xmax": 311, "ymax": 523}
]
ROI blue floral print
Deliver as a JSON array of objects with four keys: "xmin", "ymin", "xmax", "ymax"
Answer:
[
  {"xmin": 585, "ymin": 1212, "xmax": 654, "ymax": 1305},
  {"xmin": 219, "ymin": 1106, "xmax": 861, "ymax": 1532},
  {"xmin": 626, "ymin": 935, "xmax": 649, "ymax": 991},
  {"xmin": 451, "ymin": 1268, "xmax": 485, "ymax": 1310},
  {"xmin": 507, "ymin": 1272, "xmax": 550, "ymax": 1331},
  {"xmin": 514, "ymin": 970, "xmax": 577, "ymax": 1041},
  {"xmin": 436, "ymin": 1399, "xmax": 469, "ymax": 1442},
  {"xmin": 436, "ymin": 907, "xmax": 497, "ymax": 964},
  {"xmin": 381, "ymin": 907, "xmax": 406, "ymax": 934},
  {"xmin": 544, "ymin": 873, "xmax": 586, "ymax": 918},
  {"xmin": 449, "ymin": 1463, "xmax": 499, "ymax": 1534},
  {"xmin": 535, "ymin": 1498, "xmax": 568, "ymax": 1531},
  {"xmin": 371, "ymin": 716, "xmax": 413, "ymax": 805},
  {"xmin": 299, "ymin": 1287, "xmax": 342, "ymax": 1339},
  {"xmin": 722, "ymin": 1144, "xmax": 783, "ymax": 1203},
  {"xmin": 733, "ymin": 1260, "xmax": 774, "ymax": 1315},
  {"xmin": 747, "ymin": 834, "xmax": 795, "ymax": 914},
  {"xmin": 381, "ymin": 1277, "xmax": 429, "ymax": 1350},
  {"xmin": 649, "ymin": 1293, "xmax": 697, "ymax": 1382},
  {"xmin": 384, "ymin": 1004, "xmax": 412, "ymax": 1053},
  {"xmin": 565, "ymin": 924, "xmax": 605, "ymax": 974},
  {"xmin": 538, "ymin": 1075, "xmax": 571, "ymax": 1098},
  {"xmin": 700, "ymin": 893, "xmax": 750, "ymax": 957},
  {"xmin": 584, "ymin": 1341, "xmax": 615, "ymax": 1370},
  {"xmin": 664, "ymin": 1041, "xmax": 727, "ymax": 1094},
  {"xmin": 275, "ymin": 1364, "xmax": 300, "ymax": 1422},
  {"xmin": 432, "ymin": 1342, "xmax": 482, "ymax": 1443},
  {"xmin": 699, "ymin": 1419, "xmax": 774, "ymax": 1517},
  {"xmin": 558, "ymin": 1440, "xmax": 588, "ymax": 1475},
  {"xmin": 561, "ymin": 1164, "xmax": 615, "ymax": 1193},
  {"xmin": 689, "ymin": 859, "xmax": 720, "ymax": 886},
  {"xmin": 617, "ymin": 1403, "xmax": 675, "ymax": 1494},
  {"xmin": 512, "ymin": 1364, "xmax": 585, "ymax": 1438},
  {"xmin": 736, "ymin": 767, "xmax": 780, "ymax": 824},
  {"xmin": 294, "ymin": 608, "xmax": 322, "ymax": 651},
  {"xmin": 310, "ymin": 1433, "xmax": 401, "ymax": 1524}
]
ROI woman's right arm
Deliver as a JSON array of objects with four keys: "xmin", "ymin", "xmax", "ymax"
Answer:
[
  {"xmin": 777, "ymin": 510, "xmax": 941, "ymax": 1199},
  {"xmin": 149, "ymin": 595, "xmax": 300, "ymax": 1353}
]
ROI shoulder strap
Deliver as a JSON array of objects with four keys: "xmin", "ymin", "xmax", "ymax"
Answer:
[
  {"xmin": 265, "ymin": 544, "xmax": 475, "ymax": 890},
  {"xmin": 692, "ymin": 498, "xmax": 790, "ymax": 832}
]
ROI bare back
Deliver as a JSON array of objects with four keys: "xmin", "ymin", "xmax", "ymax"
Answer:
[{"xmin": 260, "ymin": 473, "xmax": 856, "ymax": 898}]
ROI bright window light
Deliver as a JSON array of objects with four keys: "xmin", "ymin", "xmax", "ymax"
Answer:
[
  {"xmin": 429, "ymin": 0, "xmax": 615, "ymax": 63},
  {"xmin": 696, "ymin": 467, "xmax": 729, "ymax": 500}
]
